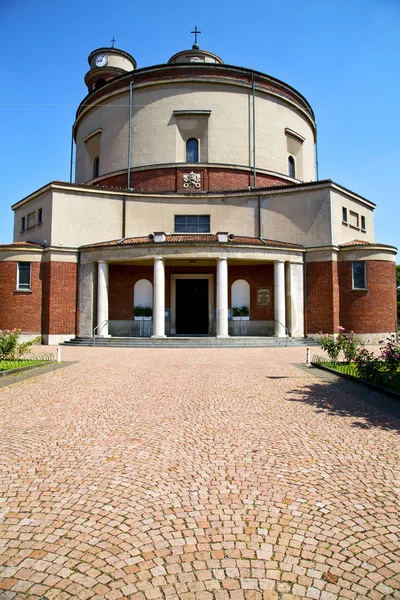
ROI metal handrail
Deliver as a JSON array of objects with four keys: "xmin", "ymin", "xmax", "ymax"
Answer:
[
  {"xmin": 93, "ymin": 320, "xmax": 108, "ymax": 347},
  {"xmin": 275, "ymin": 320, "xmax": 289, "ymax": 347}
]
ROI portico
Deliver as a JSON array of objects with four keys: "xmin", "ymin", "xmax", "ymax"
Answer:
[{"xmin": 79, "ymin": 235, "xmax": 305, "ymax": 340}]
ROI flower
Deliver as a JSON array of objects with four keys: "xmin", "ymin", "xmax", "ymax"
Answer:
[
  {"xmin": 338, "ymin": 326, "xmax": 345, "ymax": 331},
  {"xmin": 394, "ymin": 354, "xmax": 399, "ymax": 360},
  {"xmin": 389, "ymin": 376, "xmax": 393, "ymax": 380},
  {"xmin": 378, "ymin": 340, "xmax": 384, "ymax": 344},
  {"xmin": 350, "ymin": 331, "xmax": 354, "ymax": 334}
]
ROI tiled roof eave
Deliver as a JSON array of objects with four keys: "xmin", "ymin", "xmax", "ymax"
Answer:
[{"xmin": 80, "ymin": 235, "xmax": 304, "ymax": 251}]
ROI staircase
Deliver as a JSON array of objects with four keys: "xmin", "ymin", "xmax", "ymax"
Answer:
[{"xmin": 63, "ymin": 336, "xmax": 318, "ymax": 348}]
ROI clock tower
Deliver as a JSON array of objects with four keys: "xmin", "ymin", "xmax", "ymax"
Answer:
[{"xmin": 84, "ymin": 46, "xmax": 136, "ymax": 92}]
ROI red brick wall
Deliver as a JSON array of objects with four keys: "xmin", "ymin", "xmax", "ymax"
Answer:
[
  {"xmin": 94, "ymin": 166, "xmax": 288, "ymax": 193},
  {"xmin": 0, "ymin": 261, "xmax": 43, "ymax": 333},
  {"xmin": 108, "ymin": 263, "xmax": 274, "ymax": 320},
  {"xmin": 42, "ymin": 262, "xmax": 77, "ymax": 334},
  {"xmin": 338, "ymin": 260, "xmax": 397, "ymax": 333},
  {"xmin": 109, "ymin": 265, "xmax": 153, "ymax": 320},
  {"xmin": 229, "ymin": 264, "xmax": 274, "ymax": 320},
  {"xmin": 306, "ymin": 261, "xmax": 339, "ymax": 334}
]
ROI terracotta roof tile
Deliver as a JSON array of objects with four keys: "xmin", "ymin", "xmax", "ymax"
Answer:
[
  {"xmin": 80, "ymin": 234, "xmax": 303, "ymax": 250},
  {"xmin": 0, "ymin": 241, "xmax": 43, "ymax": 249},
  {"xmin": 339, "ymin": 239, "xmax": 394, "ymax": 248}
]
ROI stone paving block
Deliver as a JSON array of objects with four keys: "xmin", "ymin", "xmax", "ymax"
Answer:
[{"xmin": 0, "ymin": 346, "xmax": 399, "ymax": 599}]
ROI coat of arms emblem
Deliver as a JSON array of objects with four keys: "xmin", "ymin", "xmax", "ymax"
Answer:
[{"xmin": 183, "ymin": 171, "xmax": 201, "ymax": 189}]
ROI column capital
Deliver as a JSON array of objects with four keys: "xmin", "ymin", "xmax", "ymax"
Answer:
[
  {"xmin": 153, "ymin": 256, "xmax": 165, "ymax": 262},
  {"xmin": 217, "ymin": 256, "xmax": 227, "ymax": 262},
  {"xmin": 98, "ymin": 259, "xmax": 107, "ymax": 264}
]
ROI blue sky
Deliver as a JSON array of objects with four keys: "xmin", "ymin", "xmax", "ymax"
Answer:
[{"xmin": 0, "ymin": 0, "xmax": 399, "ymax": 254}]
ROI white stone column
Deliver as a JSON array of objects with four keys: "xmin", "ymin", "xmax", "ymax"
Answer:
[
  {"xmin": 274, "ymin": 261, "xmax": 286, "ymax": 337},
  {"xmin": 97, "ymin": 260, "xmax": 110, "ymax": 337},
  {"xmin": 152, "ymin": 257, "xmax": 166, "ymax": 338},
  {"xmin": 216, "ymin": 257, "xmax": 229, "ymax": 338},
  {"xmin": 286, "ymin": 262, "xmax": 304, "ymax": 337}
]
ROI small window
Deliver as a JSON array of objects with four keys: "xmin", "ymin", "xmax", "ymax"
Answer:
[
  {"xmin": 21, "ymin": 217, "xmax": 26, "ymax": 232},
  {"xmin": 349, "ymin": 210, "xmax": 359, "ymax": 229},
  {"xmin": 352, "ymin": 262, "xmax": 366, "ymax": 289},
  {"xmin": 288, "ymin": 155, "xmax": 295, "ymax": 178},
  {"xmin": 361, "ymin": 216, "xmax": 366, "ymax": 232},
  {"xmin": 186, "ymin": 138, "xmax": 199, "ymax": 163},
  {"xmin": 93, "ymin": 157, "xmax": 100, "ymax": 178},
  {"xmin": 37, "ymin": 208, "xmax": 43, "ymax": 224},
  {"xmin": 27, "ymin": 212, "xmax": 36, "ymax": 229},
  {"xmin": 175, "ymin": 215, "xmax": 210, "ymax": 233},
  {"xmin": 342, "ymin": 207, "xmax": 348, "ymax": 223},
  {"xmin": 17, "ymin": 262, "xmax": 31, "ymax": 291}
]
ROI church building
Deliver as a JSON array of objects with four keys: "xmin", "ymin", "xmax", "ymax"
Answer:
[{"xmin": 0, "ymin": 38, "xmax": 397, "ymax": 344}]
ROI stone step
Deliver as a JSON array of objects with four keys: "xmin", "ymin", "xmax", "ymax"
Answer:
[{"xmin": 64, "ymin": 336, "xmax": 317, "ymax": 348}]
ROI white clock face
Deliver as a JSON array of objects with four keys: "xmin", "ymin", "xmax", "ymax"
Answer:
[{"xmin": 95, "ymin": 54, "xmax": 108, "ymax": 67}]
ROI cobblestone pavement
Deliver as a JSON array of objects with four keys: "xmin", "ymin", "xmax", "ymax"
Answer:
[{"xmin": 0, "ymin": 346, "xmax": 399, "ymax": 600}]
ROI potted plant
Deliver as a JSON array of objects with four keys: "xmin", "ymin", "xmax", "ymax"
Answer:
[
  {"xmin": 232, "ymin": 306, "xmax": 250, "ymax": 320},
  {"xmin": 133, "ymin": 305, "xmax": 153, "ymax": 320}
]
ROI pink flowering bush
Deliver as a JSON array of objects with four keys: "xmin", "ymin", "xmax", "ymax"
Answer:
[
  {"xmin": 318, "ymin": 326, "xmax": 360, "ymax": 363},
  {"xmin": 0, "ymin": 329, "xmax": 41, "ymax": 360}
]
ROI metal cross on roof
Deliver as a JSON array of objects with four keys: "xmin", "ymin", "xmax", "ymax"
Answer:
[
  {"xmin": 191, "ymin": 26, "xmax": 201, "ymax": 46},
  {"xmin": 111, "ymin": 37, "xmax": 116, "ymax": 48}
]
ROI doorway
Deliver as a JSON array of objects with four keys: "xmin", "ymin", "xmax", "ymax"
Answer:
[{"xmin": 175, "ymin": 278, "xmax": 209, "ymax": 334}]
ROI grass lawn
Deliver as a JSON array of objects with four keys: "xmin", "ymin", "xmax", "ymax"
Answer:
[
  {"xmin": 315, "ymin": 360, "xmax": 400, "ymax": 394},
  {"xmin": 0, "ymin": 359, "xmax": 50, "ymax": 372}
]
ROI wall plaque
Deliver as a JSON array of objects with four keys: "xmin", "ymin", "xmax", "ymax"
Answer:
[{"xmin": 258, "ymin": 287, "xmax": 271, "ymax": 306}]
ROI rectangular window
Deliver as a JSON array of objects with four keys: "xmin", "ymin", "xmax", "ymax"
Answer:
[
  {"xmin": 174, "ymin": 215, "xmax": 210, "ymax": 233},
  {"xmin": 27, "ymin": 212, "xmax": 36, "ymax": 229},
  {"xmin": 349, "ymin": 210, "xmax": 359, "ymax": 229},
  {"xmin": 17, "ymin": 262, "xmax": 31, "ymax": 291},
  {"xmin": 361, "ymin": 215, "xmax": 366, "ymax": 231},
  {"xmin": 21, "ymin": 216, "xmax": 26, "ymax": 232},
  {"xmin": 37, "ymin": 208, "xmax": 43, "ymax": 224},
  {"xmin": 352, "ymin": 261, "xmax": 366, "ymax": 289},
  {"xmin": 342, "ymin": 207, "xmax": 347, "ymax": 223}
]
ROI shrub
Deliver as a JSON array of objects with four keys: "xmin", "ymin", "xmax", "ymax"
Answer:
[
  {"xmin": 0, "ymin": 329, "xmax": 41, "ymax": 360},
  {"xmin": 318, "ymin": 326, "xmax": 361, "ymax": 363},
  {"xmin": 232, "ymin": 306, "xmax": 249, "ymax": 317},
  {"xmin": 354, "ymin": 347, "xmax": 384, "ymax": 384},
  {"xmin": 379, "ymin": 336, "xmax": 400, "ymax": 383},
  {"xmin": 134, "ymin": 305, "xmax": 153, "ymax": 317}
]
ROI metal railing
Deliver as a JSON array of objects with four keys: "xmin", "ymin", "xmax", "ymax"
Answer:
[
  {"xmin": 93, "ymin": 320, "xmax": 108, "ymax": 347},
  {"xmin": 275, "ymin": 320, "xmax": 289, "ymax": 346}
]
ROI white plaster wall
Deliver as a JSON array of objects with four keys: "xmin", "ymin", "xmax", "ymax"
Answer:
[
  {"xmin": 330, "ymin": 189, "xmax": 375, "ymax": 245},
  {"xmin": 124, "ymin": 194, "xmax": 259, "ymax": 238},
  {"xmin": 74, "ymin": 81, "xmax": 315, "ymax": 183},
  {"xmin": 51, "ymin": 191, "xmax": 123, "ymax": 247},
  {"xmin": 261, "ymin": 188, "xmax": 332, "ymax": 247},
  {"xmin": 13, "ymin": 191, "xmax": 53, "ymax": 245}
]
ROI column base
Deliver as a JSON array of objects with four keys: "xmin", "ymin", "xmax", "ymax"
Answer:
[
  {"xmin": 216, "ymin": 335, "xmax": 230, "ymax": 339},
  {"xmin": 97, "ymin": 334, "xmax": 112, "ymax": 338},
  {"xmin": 151, "ymin": 335, "xmax": 167, "ymax": 339}
]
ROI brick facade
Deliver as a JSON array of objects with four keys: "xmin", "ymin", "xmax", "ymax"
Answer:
[
  {"xmin": 108, "ymin": 263, "xmax": 275, "ymax": 321},
  {"xmin": 0, "ymin": 261, "xmax": 43, "ymax": 333},
  {"xmin": 306, "ymin": 261, "xmax": 339, "ymax": 334},
  {"xmin": 338, "ymin": 260, "xmax": 397, "ymax": 333},
  {"xmin": 0, "ymin": 260, "xmax": 77, "ymax": 336},
  {"xmin": 94, "ymin": 166, "xmax": 287, "ymax": 193},
  {"xmin": 42, "ymin": 262, "xmax": 77, "ymax": 335}
]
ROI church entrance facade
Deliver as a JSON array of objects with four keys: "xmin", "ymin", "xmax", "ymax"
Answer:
[
  {"xmin": 173, "ymin": 275, "xmax": 212, "ymax": 335},
  {"xmin": 77, "ymin": 242, "xmax": 307, "ymax": 340}
]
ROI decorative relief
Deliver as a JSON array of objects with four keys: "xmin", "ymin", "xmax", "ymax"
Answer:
[
  {"xmin": 190, "ymin": 56, "xmax": 205, "ymax": 63},
  {"xmin": 257, "ymin": 287, "xmax": 272, "ymax": 306},
  {"xmin": 183, "ymin": 171, "xmax": 201, "ymax": 189}
]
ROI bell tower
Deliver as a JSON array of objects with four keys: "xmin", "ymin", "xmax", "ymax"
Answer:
[{"xmin": 84, "ymin": 43, "xmax": 136, "ymax": 92}]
